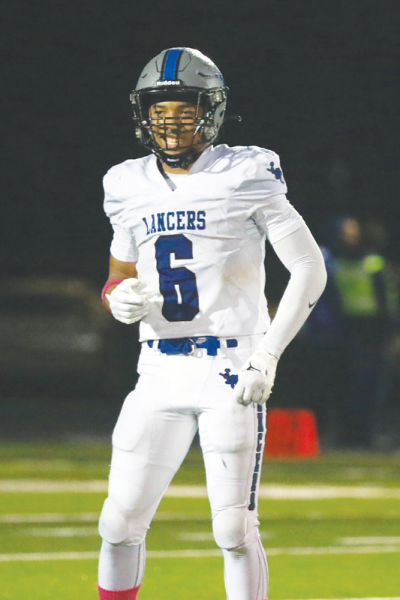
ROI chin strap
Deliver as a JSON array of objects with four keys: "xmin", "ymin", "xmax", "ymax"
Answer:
[{"xmin": 154, "ymin": 146, "xmax": 203, "ymax": 169}]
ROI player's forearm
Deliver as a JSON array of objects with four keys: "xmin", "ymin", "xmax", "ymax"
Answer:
[
  {"xmin": 259, "ymin": 225, "xmax": 327, "ymax": 358},
  {"xmin": 109, "ymin": 255, "xmax": 138, "ymax": 280}
]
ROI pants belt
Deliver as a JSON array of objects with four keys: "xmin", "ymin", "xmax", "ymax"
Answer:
[{"xmin": 147, "ymin": 336, "xmax": 238, "ymax": 356}]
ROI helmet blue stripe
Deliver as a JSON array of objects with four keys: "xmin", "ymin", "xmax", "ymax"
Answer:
[{"xmin": 162, "ymin": 48, "xmax": 182, "ymax": 80}]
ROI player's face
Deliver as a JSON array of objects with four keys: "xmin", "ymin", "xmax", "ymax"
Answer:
[{"xmin": 148, "ymin": 101, "xmax": 204, "ymax": 154}]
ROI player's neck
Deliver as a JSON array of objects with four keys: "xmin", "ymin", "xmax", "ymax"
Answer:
[
  {"xmin": 162, "ymin": 163, "xmax": 192, "ymax": 175},
  {"xmin": 160, "ymin": 144, "xmax": 210, "ymax": 174}
]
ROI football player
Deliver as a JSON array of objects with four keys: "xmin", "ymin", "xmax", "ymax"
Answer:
[{"xmin": 98, "ymin": 47, "xmax": 327, "ymax": 600}]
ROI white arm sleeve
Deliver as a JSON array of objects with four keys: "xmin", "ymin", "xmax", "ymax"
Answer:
[{"xmin": 258, "ymin": 222, "xmax": 327, "ymax": 359}]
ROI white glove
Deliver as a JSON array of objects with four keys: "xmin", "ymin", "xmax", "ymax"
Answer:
[
  {"xmin": 106, "ymin": 278, "xmax": 153, "ymax": 324},
  {"xmin": 233, "ymin": 350, "xmax": 278, "ymax": 406}
]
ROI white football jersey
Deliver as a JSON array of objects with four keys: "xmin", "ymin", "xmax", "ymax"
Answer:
[{"xmin": 104, "ymin": 144, "xmax": 304, "ymax": 341}]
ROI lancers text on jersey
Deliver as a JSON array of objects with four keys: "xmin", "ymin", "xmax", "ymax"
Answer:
[{"xmin": 142, "ymin": 210, "xmax": 206, "ymax": 235}]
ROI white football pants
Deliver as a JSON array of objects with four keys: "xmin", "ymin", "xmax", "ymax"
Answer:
[{"xmin": 98, "ymin": 334, "xmax": 268, "ymax": 600}]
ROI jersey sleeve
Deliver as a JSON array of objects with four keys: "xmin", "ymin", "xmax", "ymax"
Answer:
[
  {"xmin": 253, "ymin": 194, "xmax": 305, "ymax": 245},
  {"xmin": 233, "ymin": 147, "xmax": 288, "ymax": 202},
  {"xmin": 110, "ymin": 223, "xmax": 139, "ymax": 262},
  {"xmin": 103, "ymin": 167, "xmax": 139, "ymax": 262}
]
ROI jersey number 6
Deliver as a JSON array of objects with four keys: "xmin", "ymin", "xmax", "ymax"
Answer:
[{"xmin": 155, "ymin": 234, "xmax": 200, "ymax": 322}]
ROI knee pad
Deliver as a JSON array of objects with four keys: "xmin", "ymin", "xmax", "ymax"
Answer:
[
  {"xmin": 212, "ymin": 507, "xmax": 247, "ymax": 550},
  {"xmin": 98, "ymin": 498, "xmax": 145, "ymax": 546},
  {"xmin": 99, "ymin": 498, "xmax": 129, "ymax": 545}
]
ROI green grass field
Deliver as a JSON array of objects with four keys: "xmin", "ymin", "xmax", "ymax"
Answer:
[{"xmin": 0, "ymin": 442, "xmax": 400, "ymax": 600}]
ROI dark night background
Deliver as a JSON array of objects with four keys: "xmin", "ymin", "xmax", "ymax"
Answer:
[{"xmin": 1, "ymin": 0, "xmax": 399, "ymax": 441}]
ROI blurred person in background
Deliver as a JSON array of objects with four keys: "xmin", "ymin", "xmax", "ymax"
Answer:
[{"xmin": 303, "ymin": 216, "xmax": 398, "ymax": 449}]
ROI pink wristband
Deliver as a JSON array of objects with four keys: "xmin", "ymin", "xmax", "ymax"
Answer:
[{"xmin": 101, "ymin": 278, "xmax": 124, "ymax": 310}]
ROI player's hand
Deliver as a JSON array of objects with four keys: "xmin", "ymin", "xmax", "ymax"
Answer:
[
  {"xmin": 234, "ymin": 350, "xmax": 278, "ymax": 406},
  {"xmin": 106, "ymin": 278, "xmax": 153, "ymax": 324}
]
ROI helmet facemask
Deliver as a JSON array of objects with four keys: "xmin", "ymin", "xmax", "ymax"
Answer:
[{"xmin": 130, "ymin": 87, "xmax": 227, "ymax": 168}]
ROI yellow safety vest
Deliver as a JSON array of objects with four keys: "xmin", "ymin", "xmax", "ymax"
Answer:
[{"xmin": 334, "ymin": 254, "xmax": 385, "ymax": 316}]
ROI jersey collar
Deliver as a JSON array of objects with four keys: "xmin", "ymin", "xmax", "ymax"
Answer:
[{"xmin": 187, "ymin": 145, "xmax": 215, "ymax": 174}]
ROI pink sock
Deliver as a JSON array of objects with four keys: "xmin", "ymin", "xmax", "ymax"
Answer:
[{"xmin": 98, "ymin": 584, "xmax": 141, "ymax": 600}]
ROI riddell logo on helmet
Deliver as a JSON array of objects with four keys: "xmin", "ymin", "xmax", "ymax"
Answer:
[{"xmin": 156, "ymin": 80, "xmax": 181, "ymax": 85}]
